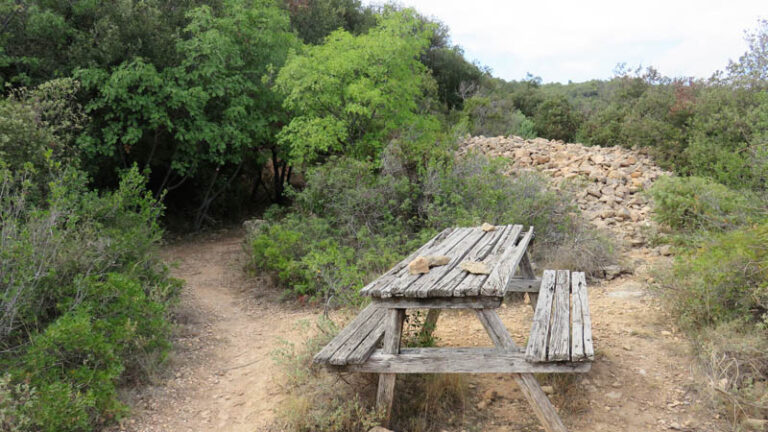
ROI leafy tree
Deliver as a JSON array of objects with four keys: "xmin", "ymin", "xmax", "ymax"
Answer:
[
  {"xmin": 0, "ymin": 0, "xmax": 202, "ymax": 87},
  {"xmin": 283, "ymin": 0, "xmax": 375, "ymax": 45},
  {"xmin": 79, "ymin": 0, "xmax": 298, "ymax": 227},
  {"xmin": 534, "ymin": 95, "xmax": 580, "ymax": 141},
  {"xmin": 727, "ymin": 18, "xmax": 768, "ymax": 87},
  {"xmin": 276, "ymin": 9, "xmax": 438, "ymax": 166}
]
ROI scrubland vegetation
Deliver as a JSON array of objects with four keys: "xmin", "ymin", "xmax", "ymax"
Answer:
[{"xmin": 1, "ymin": 0, "xmax": 766, "ymax": 429}]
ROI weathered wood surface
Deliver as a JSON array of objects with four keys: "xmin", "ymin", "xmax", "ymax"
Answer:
[
  {"xmin": 482, "ymin": 226, "xmax": 534, "ymax": 296},
  {"xmin": 372, "ymin": 296, "xmax": 501, "ymax": 309},
  {"xmin": 376, "ymin": 308, "xmax": 404, "ymax": 427},
  {"xmin": 525, "ymin": 270, "xmax": 557, "ymax": 362},
  {"xmin": 360, "ymin": 224, "xmax": 534, "ymax": 299},
  {"xmin": 571, "ymin": 272, "xmax": 594, "ymax": 361},
  {"xmin": 548, "ymin": 271, "xmax": 571, "ymax": 361},
  {"xmin": 505, "ymin": 278, "xmax": 542, "ymax": 292},
  {"xmin": 476, "ymin": 308, "xmax": 569, "ymax": 432},
  {"xmin": 525, "ymin": 270, "xmax": 594, "ymax": 363},
  {"xmin": 341, "ymin": 347, "xmax": 591, "ymax": 374},
  {"xmin": 313, "ymin": 304, "xmax": 382, "ymax": 365}
]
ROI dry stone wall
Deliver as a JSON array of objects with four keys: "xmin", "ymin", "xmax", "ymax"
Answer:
[{"xmin": 458, "ymin": 136, "xmax": 671, "ymax": 247}]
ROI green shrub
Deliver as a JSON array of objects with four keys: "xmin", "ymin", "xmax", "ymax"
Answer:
[
  {"xmin": 251, "ymin": 153, "xmax": 616, "ymax": 302},
  {"xmin": 533, "ymin": 95, "xmax": 580, "ymax": 142},
  {"xmin": 648, "ymin": 176, "xmax": 762, "ymax": 232},
  {"xmin": 0, "ymin": 164, "xmax": 177, "ymax": 431},
  {"xmin": 657, "ymin": 223, "xmax": 767, "ymax": 329}
]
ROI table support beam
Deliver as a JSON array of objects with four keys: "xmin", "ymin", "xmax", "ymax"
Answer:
[
  {"xmin": 376, "ymin": 308, "xmax": 404, "ymax": 427},
  {"xmin": 475, "ymin": 309, "xmax": 568, "ymax": 432}
]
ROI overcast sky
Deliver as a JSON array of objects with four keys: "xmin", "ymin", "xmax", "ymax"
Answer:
[{"xmin": 364, "ymin": 0, "xmax": 766, "ymax": 83}]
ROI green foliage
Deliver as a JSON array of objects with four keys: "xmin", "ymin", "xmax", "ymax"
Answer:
[
  {"xmin": 0, "ymin": 157, "xmax": 177, "ymax": 431},
  {"xmin": 276, "ymin": 10, "xmax": 439, "ymax": 165},
  {"xmin": 533, "ymin": 95, "xmax": 580, "ymax": 142},
  {"xmin": 284, "ymin": 0, "xmax": 376, "ymax": 45},
  {"xmin": 648, "ymin": 176, "xmax": 761, "ymax": 232},
  {"xmin": 250, "ymin": 153, "xmax": 615, "ymax": 301},
  {"xmin": 658, "ymin": 223, "xmax": 768, "ymax": 329}
]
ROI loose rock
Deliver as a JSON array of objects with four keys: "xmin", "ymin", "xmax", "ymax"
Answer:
[
  {"xmin": 460, "ymin": 261, "xmax": 490, "ymax": 274},
  {"xmin": 408, "ymin": 256, "xmax": 430, "ymax": 275}
]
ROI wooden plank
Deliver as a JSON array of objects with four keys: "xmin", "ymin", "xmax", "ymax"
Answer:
[
  {"xmin": 505, "ymin": 278, "xmax": 542, "ymax": 292},
  {"xmin": 516, "ymin": 373, "xmax": 569, "ymax": 432},
  {"xmin": 458, "ymin": 225, "xmax": 523, "ymax": 297},
  {"xmin": 362, "ymin": 227, "xmax": 454, "ymax": 297},
  {"xmin": 347, "ymin": 321, "xmax": 385, "ymax": 364},
  {"xmin": 380, "ymin": 228, "xmax": 473, "ymax": 298},
  {"xmin": 376, "ymin": 308, "xmax": 404, "ymax": 427},
  {"xmin": 313, "ymin": 304, "xmax": 379, "ymax": 364},
  {"xmin": 525, "ymin": 270, "xmax": 557, "ymax": 362},
  {"xmin": 328, "ymin": 307, "xmax": 386, "ymax": 365},
  {"xmin": 482, "ymin": 226, "xmax": 534, "ymax": 296},
  {"xmin": 571, "ymin": 272, "xmax": 594, "ymax": 361},
  {"xmin": 519, "ymin": 251, "xmax": 536, "ymax": 278},
  {"xmin": 570, "ymin": 272, "xmax": 584, "ymax": 361},
  {"xmin": 432, "ymin": 225, "xmax": 511, "ymax": 297},
  {"xmin": 520, "ymin": 250, "xmax": 539, "ymax": 310},
  {"xmin": 547, "ymin": 271, "xmax": 571, "ymax": 361},
  {"xmin": 372, "ymin": 296, "xmax": 501, "ymax": 309},
  {"xmin": 416, "ymin": 309, "xmax": 441, "ymax": 342},
  {"xmin": 341, "ymin": 348, "xmax": 591, "ymax": 374},
  {"xmin": 475, "ymin": 304, "xmax": 569, "ymax": 432},
  {"xmin": 403, "ymin": 228, "xmax": 487, "ymax": 298}
]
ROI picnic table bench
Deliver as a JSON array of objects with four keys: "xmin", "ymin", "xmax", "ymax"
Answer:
[{"xmin": 314, "ymin": 224, "xmax": 594, "ymax": 432}]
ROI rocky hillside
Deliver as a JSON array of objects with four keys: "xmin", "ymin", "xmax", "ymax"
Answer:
[{"xmin": 458, "ymin": 136, "xmax": 670, "ymax": 248}]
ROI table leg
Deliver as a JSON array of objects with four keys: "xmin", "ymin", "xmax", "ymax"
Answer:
[
  {"xmin": 475, "ymin": 309, "xmax": 568, "ymax": 432},
  {"xmin": 416, "ymin": 309, "xmax": 441, "ymax": 343},
  {"xmin": 520, "ymin": 252, "xmax": 538, "ymax": 310},
  {"xmin": 376, "ymin": 308, "xmax": 404, "ymax": 426}
]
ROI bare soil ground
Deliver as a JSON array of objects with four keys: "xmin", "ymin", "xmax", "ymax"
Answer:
[
  {"xmin": 114, "ymin": 230, "xmax": 729, "ymax": 432},
  {"xmin": 111, "ymin": 230, "xmax": 314, "ymax": 432}
]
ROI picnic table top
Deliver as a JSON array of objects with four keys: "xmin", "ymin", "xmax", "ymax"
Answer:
[{"xmin": 360, "ymin": 224, "xmax": 534, "ymax": 300}]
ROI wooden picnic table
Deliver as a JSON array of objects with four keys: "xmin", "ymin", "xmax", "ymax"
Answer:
[{"xmin": 314, "ymin": 224, "xmax": 594, "ymax": 432}]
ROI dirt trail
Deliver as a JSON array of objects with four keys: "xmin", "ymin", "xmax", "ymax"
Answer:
[
  {"xmin": 432, "ymin": 248, "xmax": 729, "ymax": 431},
  {"xmin": 114, "ymin": 231, "xmax": 313, "ymax": 432},
  {"xmin": 115, "ymin": 229, "xmax": 730, "ymax": 432}
]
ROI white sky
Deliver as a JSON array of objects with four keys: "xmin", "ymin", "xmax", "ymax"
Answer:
[{"xmin": 364, "ymin": 0, "xmax": 766, "ymax": 83}]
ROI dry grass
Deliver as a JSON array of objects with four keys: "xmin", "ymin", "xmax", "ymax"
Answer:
[{"xmin": 271, "ymin": 314, "xmax": 473, "ymax": 432}]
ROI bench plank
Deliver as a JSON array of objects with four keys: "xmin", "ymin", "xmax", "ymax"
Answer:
[
  {"xmin": 314, "ymin": 304, "xmax": 380, "ymax": 364},
  {"xmin": 571, "ymin": 272, "xmax": 594, "ymax": 361},
  {"xmin": 329, "ymin": 307, "xmax": 387, "ymax": 365},
  {"xmin": 341, "ymin": 348, "xmax": 591, "ymax": 374},
  {"xmin": 525, "ymin": 270, "xmax": 556, "ymax": 362},
  {"xmin": 547, "ymin": 270, "xmax": 571, "ymax": 361}
]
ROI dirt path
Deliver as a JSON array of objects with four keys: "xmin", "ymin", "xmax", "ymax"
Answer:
[
  {"xmin": 114, "ymin": 229, "xmax": 729, "ymax": 432},
  {"xmin": 114, "ymin": 231, "xmax": 314, "ymax": 432},
  {"xmin": 431, "ymin": 247, "xmax": 729, "ymax": 431}
]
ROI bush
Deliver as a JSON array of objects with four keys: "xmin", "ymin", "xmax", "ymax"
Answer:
[
  {"xmin": 0, "ymin": 164, "xmax": 177, "ymax": 431},
  {"xmin": 648, "ymin": 176, "xmax": 762, "ymax": 232},
  {"xmin": 250, "ymin": 152, "xmax": 616, "ymax": 302},
  {"xmin": 533, "ymin": 95, "xmax": 580, "ymax": 142},
  {"xmin": 657, "ymin": 223, "xmax": 768, "ymax": 329}
]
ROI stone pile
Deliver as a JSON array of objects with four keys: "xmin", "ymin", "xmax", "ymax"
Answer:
[{"xmin": 458, "ymin": 135, "xmax": 671, "ymax": 246}]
